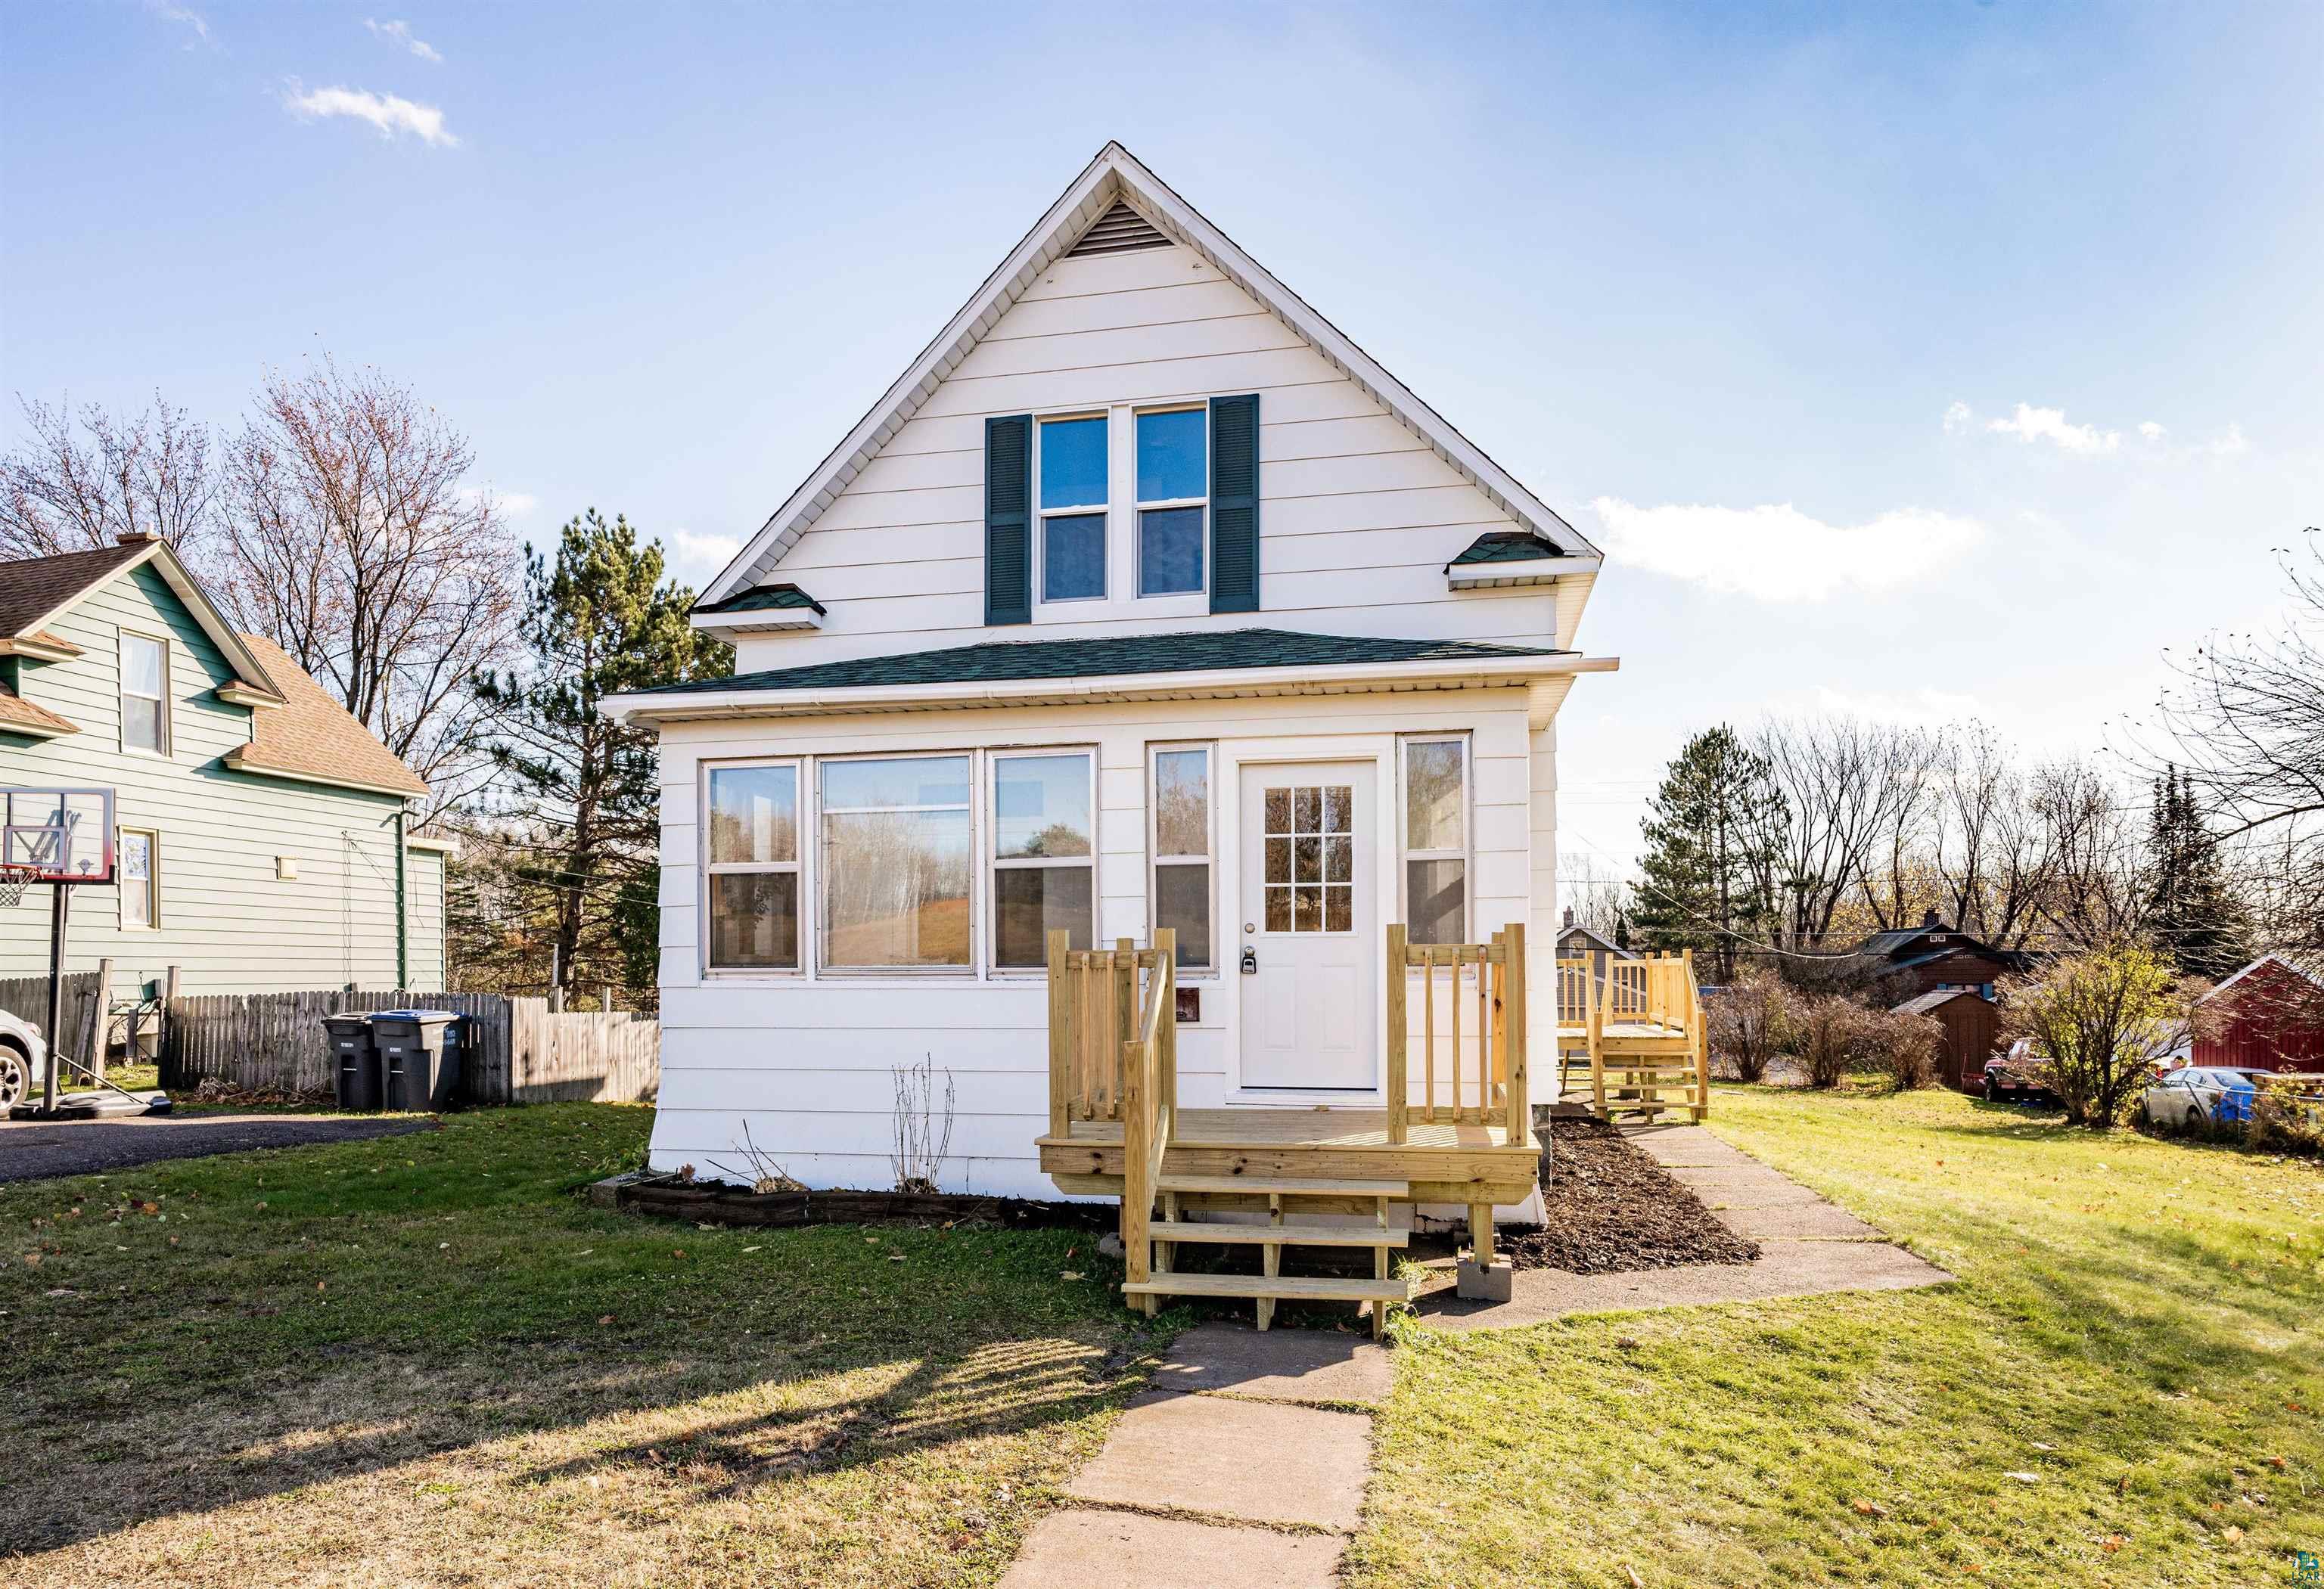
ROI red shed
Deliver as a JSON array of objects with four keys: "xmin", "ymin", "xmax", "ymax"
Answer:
[
  {"xmin": 2195, "ymin": 955, "xmax": 2324, "ymax": 1072},
  {"xmin": 1893, "ymin": 988, "xmax": 2001, "ymax": 1091}
]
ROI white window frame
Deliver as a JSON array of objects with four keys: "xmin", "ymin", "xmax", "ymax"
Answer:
[
  {"xmin": 1133, "ymin": 403, "xmax": 1209, "ymax": 598},
  {"xmin": 1034, "ymin": 412, "xmax": 1111, "ymax": 606},
  {"xmin": 988, "ymin": 746, "xmax": 1098, "ymax": 974},
  {"xmin": 817, "ymin": 749, "xmax": 980, "ymax": 976},
  {"xmin": 118, "ymin": 628, "xmax": 170, "ymax": 757},
  {"xmin": 118, "ymin": 827, "xmax": 158, "ymax": 930},
  {"xmin": 701, "ymin": 758, "xmax": 804, "ymax": 976},
  {"xmin": 1397, "ymin": 734, "xmax": 1471, "ymax": 945},
  {"xmin": 1148, "ymin": 741, "xmax": 1216, "ymax": 975}
]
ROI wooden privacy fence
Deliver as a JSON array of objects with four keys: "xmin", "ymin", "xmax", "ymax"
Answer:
[
  {"xmin": 0, "ymin": 969, "xmax": 105, "ymax": 1061},
  {"xmin": 160, "ymin": 990, "xmax": 658, "ymax": 1105},
  {"xmin": 1385, "ymin": 922, "xmax": 1528, "ymax": 1144}
]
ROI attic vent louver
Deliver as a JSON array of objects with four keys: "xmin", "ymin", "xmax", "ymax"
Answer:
[{"xmin": 1065, "ymin": 200, "xmax": 1170, "ymax": 257}]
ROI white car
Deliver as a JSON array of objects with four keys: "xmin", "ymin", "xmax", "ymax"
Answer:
[
  {"xmin": 2141, "ymin": 1066, "xmax": 2270, "ymax": 1130},
  {"xmin": 0, "ymin": 1007, "xmax": 44, "ymax": 1110}
]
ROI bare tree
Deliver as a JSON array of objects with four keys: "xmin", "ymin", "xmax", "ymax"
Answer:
[
  {"xmin": 1753, "ymin": 718, "xmax": 1940, "ymax": 949},
  {"xmin": 1558, "ymin": 851, "xmax": 1633, "ymax": 939},
  {"xmin": 1931, "ymin": 722, "xmax": 2055, "ymax": 948},
  {"xmin": 216, "ymin": 359, "xmax": 517, "ymax": 804},
  {"xmin": 2027, "ymin": 759, "xmax": 2147, "ymax": 948},
  {"xmin": 0, "ymin": 393, "xmax": 221, "ymax": 560}
]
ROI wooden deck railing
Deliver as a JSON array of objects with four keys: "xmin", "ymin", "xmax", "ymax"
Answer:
[
  {"xmin": 1384, "ymin": 922, "xmax": 1527, "ymax": 1145},
  {"xmin": 1555, "ymin": 949, "xmax": 1710, "ymax": 1119},
  {"xmin": 1045, "ymin": 933, "xmax": 1177, "ymax": 1134}
]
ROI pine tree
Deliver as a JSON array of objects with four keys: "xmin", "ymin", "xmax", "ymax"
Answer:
[
  {"xmin": 1630, "ymin": 726, "xmax": 1789, "ymax": 982},
  {"xmin": 471, "ymin": 511, "xmax": 730, "ymax": 1004},
  {"xmin": 2142, "ymin": 765, "xmax": 2251, "ymax": 981}
]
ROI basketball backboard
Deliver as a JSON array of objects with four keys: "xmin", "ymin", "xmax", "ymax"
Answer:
[{"xmin": 0, "ymin": 787, "xmax": 116, "ymax": 884}]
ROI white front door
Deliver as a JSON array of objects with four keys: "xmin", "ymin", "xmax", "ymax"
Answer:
[{"xmin": 1238, "ymin": 761, "xmax": 1377, "ymax": 1091}]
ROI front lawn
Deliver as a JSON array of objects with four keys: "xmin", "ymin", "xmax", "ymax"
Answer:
[
  {"xmin": 1353, "ymin": 1086, "xmax": 2324, "ymax": 1587},
  {"xmin": 0, "ymin": 1106, "xmax": 1156, "ymax": 1587}
]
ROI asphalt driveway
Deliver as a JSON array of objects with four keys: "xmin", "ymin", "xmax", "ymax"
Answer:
[{"xmin": 0, "ymin": 1111, "xmax": 432, "ymax": 1182}]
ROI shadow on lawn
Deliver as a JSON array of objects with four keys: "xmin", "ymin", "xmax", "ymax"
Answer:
[{"xmin": 2, "ymin": 1330, "xmax": 1145, "ymax": 1559}]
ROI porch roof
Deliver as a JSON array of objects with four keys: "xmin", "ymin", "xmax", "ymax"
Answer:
[{"xmin": 610, "ymin": 627, "xmax": 1612, "ymax": 727}]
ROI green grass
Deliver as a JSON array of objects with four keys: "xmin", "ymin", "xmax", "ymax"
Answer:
[
  {"xmin": 0, "ymin": 1106, "xmax": 1160, "ymax": 1587},
  {"xmin": 1353, "ymin": 1087, "xmax": 2324, "ymax": 1587}
]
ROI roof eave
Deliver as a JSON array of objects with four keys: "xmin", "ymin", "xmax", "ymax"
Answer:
[
  {"xmin": 610, "ymin": 650, "xmax": 1617, "ymax": 726},
  {"xmin": 222, "ymin": 747, "xmax": 427, "ymax": 802},
  {"xmin": 690, "ymin": 609, "xmax": 822, "ymax": 636}
]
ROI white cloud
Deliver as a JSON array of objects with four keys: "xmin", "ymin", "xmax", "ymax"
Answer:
[
  {"xmin": 664, "ymin": 529, "xmax": 742, "ymax": 582},
  {"xmin": 1942, "ymin": 400, "xmax": 1974, "ymax": 436},
  {"xmin": 365, "ymin": 18, "xmax": 443, "ymax": 62},
  {"xmin": 1589, "ymin": 496, "xmax": 1984, "ymax": 603},
  {"xmin": 2206, "ymin": 423, "xmax": 2250, "ymax": 456},
  {"xmin": 284, "ymin": 83, "xmax": 456, "ymax": 147},
  {"xmin": 146, "ymin": 1, "xmax": 210, "ymax": 46},
  {"xmin": 1984, "ymin": 402, "xmax": 2120, "ymax": 455},
  {"xmin": 2138, "ymin": 421, "xmax": 2167, "ymax": 442},
  {"xmin": 458, "ymin": 486, "xmax": 536, "ymax": 517}
]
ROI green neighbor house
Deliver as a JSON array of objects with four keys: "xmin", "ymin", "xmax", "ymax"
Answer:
[{"xmin": 0, "ymin": 535, "xmax": 449, "ymax": 1007}]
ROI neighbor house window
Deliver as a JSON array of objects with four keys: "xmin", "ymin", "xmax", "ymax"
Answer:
[
  {"xmin": 704, "ymin": 762, "xmax": 800, "ymax": 970},
  {"xmin": 1401, "ymin": 737, "xmax": 1468, "ymax": 945},
  {"xmin": 821, "ymin": 755, "xmax": 973, "ymax": 969},
  {"xmin": 1150, "ymin": 745, "xmax": 1213, "ymax": 970},
  {"xmin": 990, "ymin": 751, "xmax": 1095, "ymax": 967},
  {"xmin": 119, "ymin": 828, "xmax": 157, "ymax": 930},
  {"xmin": 1136, "ymin": 408, "xmax": 1206, "ymax": 596},
  {"xmin": 1039, "ymin": 414, "xmax": 1108, "ymax": 602},
  {"xmin": 120, "ymin": 632, "xmax": 168, "ymax": 754}
]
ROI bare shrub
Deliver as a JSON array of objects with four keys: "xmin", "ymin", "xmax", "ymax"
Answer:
[
  {"xmin": 1794, "ymin": 996, "xmax": 1863, "ymax": 1088},
  {"xmin": 704, "ymin": 1121, "xmax": 805, "ymax": 1193},
  {"xmin": 2001, "ymin": 944, "xmax": 2188, "ymax": 1128},
  {"xmin": 1860, "ymin": 1007, "xmax": 1944, "ymax": 1091},
  {"xmin": 890, "ymin": 1054, "xmax": 955, "ymax": 1195},
  {"xmin": 1706, "ymin": 970, "xmax": 1797, "ymax": 1083}
]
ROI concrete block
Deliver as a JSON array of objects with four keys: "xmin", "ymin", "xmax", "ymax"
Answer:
[{"xmin": 1456, "ymin": 1258, "xmax": 1514, "ymax": 1302}]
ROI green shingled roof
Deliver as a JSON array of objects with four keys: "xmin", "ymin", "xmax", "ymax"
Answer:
[
  {"xmin": 633, "ymin": 628, "xmax": 1566, "ymax": 697},
  {"xmin": 1446, "ymin": 531, "xmax": 1566, "ymax": 568},
  {"xmin": 692, "ymin": 583, "xmax": 826, "ymax": 616}
]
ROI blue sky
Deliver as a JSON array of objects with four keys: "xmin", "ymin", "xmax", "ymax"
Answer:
[{"xmin": 6, "ymin": 2, "xmax": 2320, "ymax": 878}]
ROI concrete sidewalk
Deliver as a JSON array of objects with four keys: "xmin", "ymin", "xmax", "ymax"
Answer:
[
  {"xmin": 999, "ymin": 1324, "xmax": 1389, "ymax": 1589},
  {"xmin": 1417, "ymin": 1122, "xmax": 1953, "ymax": 1330}
]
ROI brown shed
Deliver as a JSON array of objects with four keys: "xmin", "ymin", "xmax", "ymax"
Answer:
[{"xmin": 1893, "ymin": 988, "xmax": 2001, "ymax": 1091}]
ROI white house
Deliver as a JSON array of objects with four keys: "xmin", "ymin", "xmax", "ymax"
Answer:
[{"xmin": 611, "ymin": 143, "xmax": 1618, "ymax": 1221}]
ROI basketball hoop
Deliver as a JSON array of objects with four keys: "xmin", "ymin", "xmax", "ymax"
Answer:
[{"xmin": 0, "ymin": 867, "xmax": 33, "ymax": 910}]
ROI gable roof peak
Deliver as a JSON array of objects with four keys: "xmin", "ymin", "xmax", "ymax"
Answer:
[{"xmin": 701, "ymin": 142, "xmax": 1602, "ymax": 606}]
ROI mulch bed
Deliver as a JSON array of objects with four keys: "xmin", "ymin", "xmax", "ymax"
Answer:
[
  {"xmin": 617, "ymin": 1178, "xmax": 1117, "ymax": 1232},
  {"xmin": 1497, "ymin": 1117, "xmax": 1761, "ymax": 1274}
]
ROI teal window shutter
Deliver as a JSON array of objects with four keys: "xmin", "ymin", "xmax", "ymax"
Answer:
[
  {"xmin": 1208, "ymin": 393, "xmax": 1259, "ymax": 613},
  {"xmin": 985, "ymin": 414, "xmax": 1033, "ymax": 625}
]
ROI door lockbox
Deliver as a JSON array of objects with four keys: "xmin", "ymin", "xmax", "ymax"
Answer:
[{"xmin": 1239, "ymin": 946, "xmax": 1258, "ymax": 976}]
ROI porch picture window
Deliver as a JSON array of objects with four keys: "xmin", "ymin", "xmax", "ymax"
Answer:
[
  {"xmin": 1150, "ymin": 745, "xmax": 1212, "ymax": 970},
  {"xmin": 822, "ymin": 755, "xmax": 974, "ymax": 969},
  {"xmin": 1038, "ymin": 415, "xmax": 1108, "ymax": 603},
  {"xmin": 119, "ymin": 828, "xmax": 157, "ymax": 930},
  {"xmin": 705, "ymin": 763, "xmax": 800, "ymax": 970},
  {"xmin": 120, "ymin": 632, "xmax": 168, "ymax": 754},
  {"xmin": 990, "ymin": 751, "xmax": 1095, "ymax": 967},
  {"xmin": 1401, "ymin": 737, "xmax": 1468, "ymax": 945},
  {"xmin": 1136, "ymin": 407, "xmax": 1206, "ymax": 596}
]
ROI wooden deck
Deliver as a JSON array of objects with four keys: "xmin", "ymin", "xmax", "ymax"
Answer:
[
  {"xmin": 1553, "ymin": 954, "xmax": 1710, "ymax": 1120},
  {"xmin": 1038, "ymin": 1106, "xmax": 1541, "ymax": 1207}
]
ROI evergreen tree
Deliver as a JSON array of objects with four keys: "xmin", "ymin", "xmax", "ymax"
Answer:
[
  {"xmin": 471, "ymin": 511, "xmax": 730, "ymax": 1004},
  {"xmin": 2143, "ymin": 765, "xmax": 2251, "ymax": 980},
  {"xmin": 1630, "ymin": 726, "xmax": 1789, "ymax": 982}
]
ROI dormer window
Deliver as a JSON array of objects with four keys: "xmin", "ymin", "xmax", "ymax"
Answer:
[
  {"xmin": 1136, "ymin": 407, "xmax": 1207, "ymax": 596},
  {"xmin": 1038, "ymin": 414, "xmax": 1108, "ymax": 602}
]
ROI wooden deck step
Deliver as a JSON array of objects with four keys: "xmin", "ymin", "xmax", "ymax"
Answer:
[
  {"xmin": 1148, "ymin": 1214, "xmax": 1411, "ymax": 1248},
  {"xmin": 1120, "ymin": 1272, "xmax": 1411, "ymax": 1304},
  {"xmin": 1155, "ymin": 1174, "xmax": 1409, "ymax": 1198}
]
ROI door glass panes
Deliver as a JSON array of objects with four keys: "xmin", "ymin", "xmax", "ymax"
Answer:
[{"xmin": 1263, "ymin": 784, "xmax": 1352, "ymax": 934}]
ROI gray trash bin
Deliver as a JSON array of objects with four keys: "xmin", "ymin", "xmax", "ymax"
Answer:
[
  {"xmin": 371, "ymin": 1010, "xmax": 464, "ymax": 1112},
  {"xmin": 323, "ymin": 1015, "xmax": 382, "ymax": 1112}
]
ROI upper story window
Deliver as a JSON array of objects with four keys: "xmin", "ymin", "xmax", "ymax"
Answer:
[
  {"xmin": 1136, "ymin": 408, "xmax": 1207, "ymax": 596},
  {"xmin": 1038, "ymin": 415, "xmax": 1108, "ymax": 603},
  {"xmin": 1401, "ymin": 736, "xmax": 1468, "ymax": 945},
  {"xmin": 120, "ymin": 632, "xmax": 169, "ymax": 755}
]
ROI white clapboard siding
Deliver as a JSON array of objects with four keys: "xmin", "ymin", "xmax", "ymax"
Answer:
[{"xmin": 0, "ymin": 562, "xmax": 439, "ymax": 1004}]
